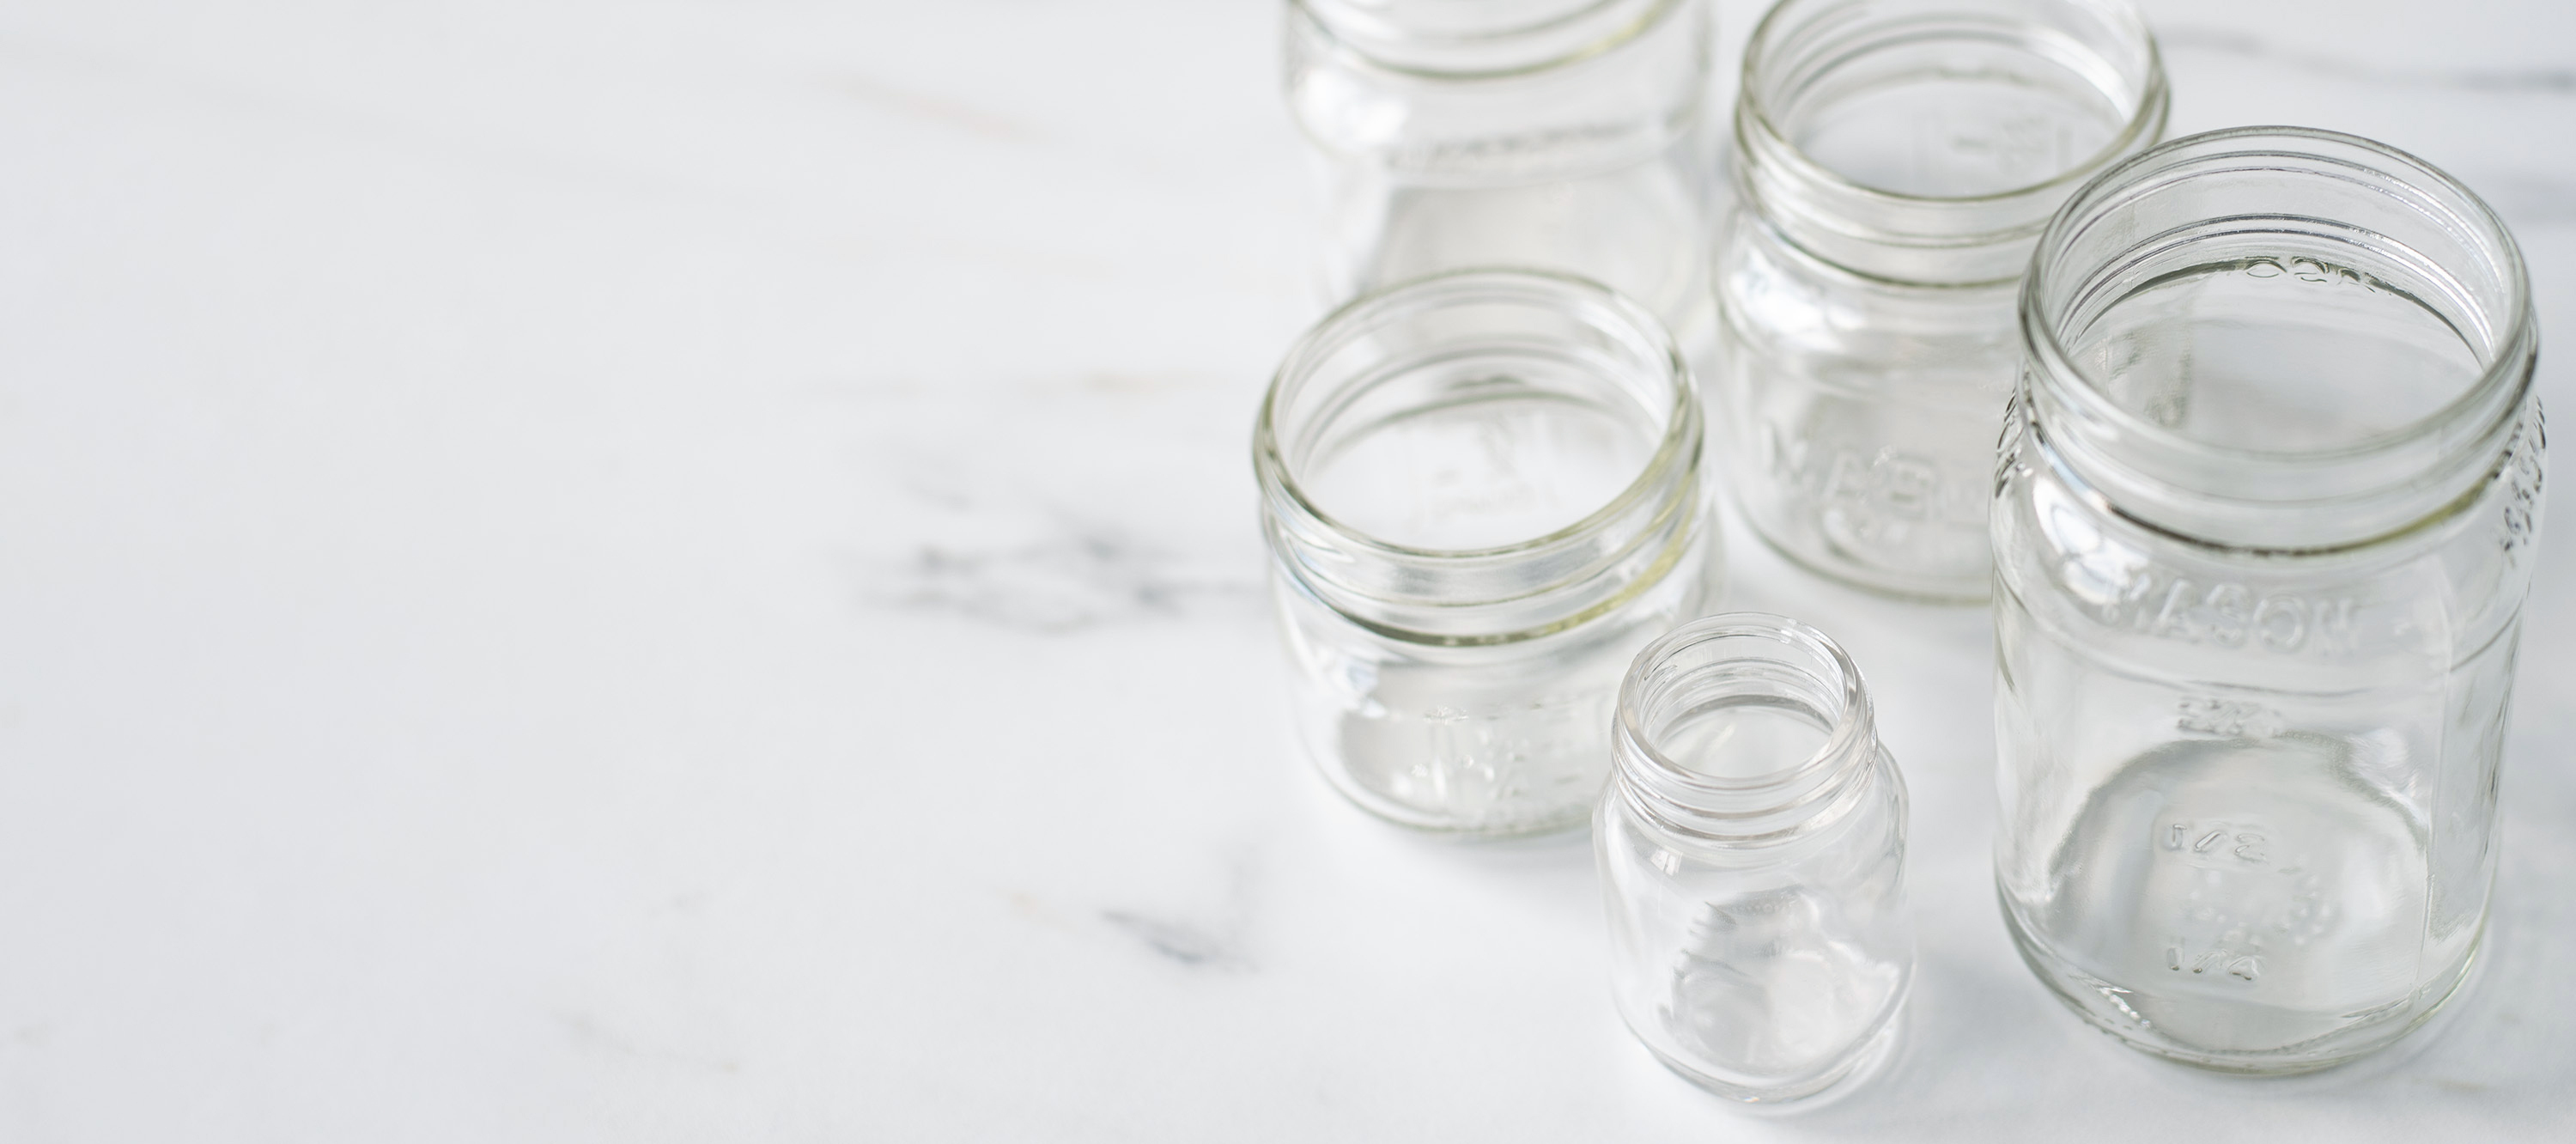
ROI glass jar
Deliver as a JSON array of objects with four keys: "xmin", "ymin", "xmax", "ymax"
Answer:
[
  {"xmin": 1716, "ymin": 0, "xmax": 2166, "ymax": 599},
  {"xmin": 1994, "ymin": 127, "xmax": 2545, "ymax": 1073},
  {"xmin": 1597, "ymin": 612, "xmax": 1912, "ymax": 1102},
  {"xmin": 1285, "ymin": 0, "xmax": 1716, "ymax": 344},
  {"xmin": 1255, "ymin": 268, "xmax": 1716, "ymax": 837}
]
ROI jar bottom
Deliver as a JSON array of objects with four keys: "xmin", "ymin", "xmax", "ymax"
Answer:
[
  {"xmin": 1998, "ymin": 881, "xmax": 2482, "ymax": 1074},
  {"xmin": 1634, "ymin": 1002, "xmax": 1905, "ymax": 1105},
  {"xmin": 1275, "ymin": 597, "xmax": 1634, "ymax": 837},
  {"xmin": 1739, "ymin": 506, "xmax": 1990, "ymax": 604},
  {"xmin": 1270, "ymin": 537, "xmax": 1716, "ymax": 838},
  {"xmin": 1304, "ymin": 733, "xmax": 1602, "ymax": 838}
]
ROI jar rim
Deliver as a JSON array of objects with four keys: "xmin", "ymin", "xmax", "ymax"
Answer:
[
  {"xmin": 1737, "ymin": 0, "xmax": 2168, "ymax": 211},
  {"xmin": 1254, "ymin": 267, "xmax": 1696, "ymax": 563},
  {"xmin": 1613, "ymin": 612, "xmax": 1879, "ymax": 832},
  {"xmin": 2020, "ymin": 125, "xmax": 2536, "ymax": 470},
  {"xmin": 1291, "ymin": 0, "xmax": 1686, "ymax": 80}
]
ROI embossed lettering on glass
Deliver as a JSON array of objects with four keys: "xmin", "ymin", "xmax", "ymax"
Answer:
[
  {"xmin": 1716, "ymin": 0, "xmax": 2166, "ymax": 599},
  {"xmin": 1256, "ymin": 269, "xmax": 1718, "ymax": 836},
  {"xmin": 1994, "ymin": 127, "xmax": 2545, "ymax": 1072},
  {"xmin": 1285, "ymin": 0, "xmax": 1716, "ymax": 345},
  {"xmin": 1597, "ymin": 613, "xmax": 1912, "ymax": 1103}
]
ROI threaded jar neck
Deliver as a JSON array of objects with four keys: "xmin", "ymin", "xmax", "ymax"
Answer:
[
  {"xmin": 1734, "ymin": 0, "xmax": 2165, "ymax": 286},
  {"xmin": 1255, "ymin": 269, "xmax": 1702, "ymax": 646},
  {"xmin": 1611, "ymin": 613, "xmax": 1882, "ymax": 841},
  {"xmin": 2019, "ymin": 126, "xmax": 2537, "ymax": 552}
]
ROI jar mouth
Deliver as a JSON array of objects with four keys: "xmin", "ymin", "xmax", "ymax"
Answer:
[
  {"xmin": 2020, "ymin": 126, "xmax": 2536, "ymax": 551},
  {"xmin": 1255, "ymin": 267, "xmax": 1695, "ymax": 563},
  {"xmin": 1741, "ymin": 0, "xmax": 2165, "ymax": 210},
  {"xmin": 1292, "ymin": 0, "xmax": 1685, "ymax": 79},
  {"xmin": 2026, "ymin": 126, "xmax": 2534, "ymax": 466},
  {"xmin": 1613, "ymin": 613, "xmax": 1878, "ymax": 836},
  {"xmin": 1732, "ymin": 0, "xmax": 2166, "ymax": 284}
]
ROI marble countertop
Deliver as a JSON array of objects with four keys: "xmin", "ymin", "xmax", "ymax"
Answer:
[{"xmin": 1, "ymin": 1, "xmax": 2573, "ymax": 1139}]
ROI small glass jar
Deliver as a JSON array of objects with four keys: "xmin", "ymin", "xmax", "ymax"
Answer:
[
  {"xmin": 1995, "ymin": 127, "xmax": 2545, "ymax": 1072},
  {"xmin": 1596, "ymin": 612, "xmax": 1912, "ymax": 1103},
  {"xmin": 1716, "ymin": 0, "xmax": 2166, "ymax": 599},
  {"xmin": 1255, "ymin": 269, "xmax": 1716, "ymax": 837},
  {"xmin": 1285, "ymin": 0, "xmax": 1716, "ymax": 343}
]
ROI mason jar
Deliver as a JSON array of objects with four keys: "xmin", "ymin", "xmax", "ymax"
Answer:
[
  {"xmin": 1284, "ymin": 0, "xmax": 1716, "ymax": 344},
  {"xmin": 1716, "ymin": 0, "xmax": 2166, "ymax": 599},
  {"xmin": 1993, "ymin": 127, "xmax": 2545, "ymax": 1072},
  {"xmin": 1597, "ymin": 612, "xmax": 1911, "ymax": 1102},
  {"xmin": 1255, "ymin": 269, "xmax": 1716, "ymax": 837}
]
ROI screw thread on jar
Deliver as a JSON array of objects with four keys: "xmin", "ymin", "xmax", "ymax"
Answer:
[
  {"xmin": 2018, "ymin": 125, "xmax": 2537, "ymax": 551},
  {"xmin": 1734, "ymin": 0, "xmax": 2168, "ymax": 285},
  {"xmin": 1611, "ymin": 613, "xmax": 1886, "ymax": 842},
  {"xmin": 1256, "ymin": 268, "xmax": 1716, "ymax": 836},
  {"xmin": 1714, "ymin": 0, "xmax": 2166, "ymax": 602}
]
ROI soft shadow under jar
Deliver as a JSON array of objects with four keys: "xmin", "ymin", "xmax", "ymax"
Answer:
[{"xmin": 1255, "ymin": 268, "xmax": 1717, "ymax": 837}]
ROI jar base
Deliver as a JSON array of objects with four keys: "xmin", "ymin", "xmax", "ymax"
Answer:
[
  {"xmin": 1996, "ymin": 881, "xmax": 2481, "ymax": 1074},
  {"xmin": 1740, "ymin": 512, "xmax": 1990, "ymax": 605},
  {"xmin": 1309, "ymin": 754, "xmax": 1598, "ymax": 839},
  {"xmin": 1637, "ymin": 1006, "xmax": 1905, "ymax": 1107}
]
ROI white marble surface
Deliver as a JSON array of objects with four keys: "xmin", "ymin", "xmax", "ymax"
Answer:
[{"xmin": 0, "ymin": 1, "xmax": 2573, "ymax": 1139}]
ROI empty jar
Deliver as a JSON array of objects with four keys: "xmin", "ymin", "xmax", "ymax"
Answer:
[
  {"xmin": 1285, "ymin": 0, "xmax": 1716, "ymax": 343},
  {"xmin": 1716, "ymin": 0, "xmax": 2166, "ymax": 599},
  {"xmin": 1597, "ymin": 613, "xmax": 1911, "ymax": 1102},
  {"xmin": 1994, "ymin": 127, "xmax": 2545, "ymax": 1072},
  {"xmin": 1255, "ymin": 269, "xmax": 1716, "ymax": 836}
]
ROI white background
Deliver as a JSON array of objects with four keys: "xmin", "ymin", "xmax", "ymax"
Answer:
[{"xmin": 1, "ymin": 1, "xmax": 2573, "ymax": 1139}]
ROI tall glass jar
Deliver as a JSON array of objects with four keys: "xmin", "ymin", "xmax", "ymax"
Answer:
[
  {"xmin": 1255, "ymin": 269, "xmax": 1716, "ymax": 837},
  {"xmin": 1716, "ymin": 0, "xmax": 2166, "ymax": 599},
  {"xmin": 1285, "ymin": 0, "xmax": 1716, "ymax": 344},
  {"xmin": 1994, "ymin": 127, "xmax": 2545, "ymax": 1072},
  {"xmin": 1597, "ymin": 612, "xmax": 1911, "ymax": 1103}
]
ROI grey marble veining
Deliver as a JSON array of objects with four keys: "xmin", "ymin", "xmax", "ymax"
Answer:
[
  {"xmin": 0, "ymin": 1, "xmax": 2571, "ymax": 1141},
  {"xmin": 866, "ymin": 520, "xmax": 1261, "ymax": 635}
]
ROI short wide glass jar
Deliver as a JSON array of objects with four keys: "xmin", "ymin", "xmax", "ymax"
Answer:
[
  {"xmin": 1597, "ymin": 613, "xmax": 1912, "ymax": 1103},
  {"xmin": 1285, "ymin": 0, "xmax": 1716, "ymax": 341},
  {"xmin": 1255, "ymin": 269, "xmax": 1716, "ymax": 837},
  {"xmin": 1716, "ymin": 0, "xmax": 2166, "ymax": 599},
  {"xmin": 1995, "ymin": 128, "xmax": 2546, "ymax": 1072}
]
